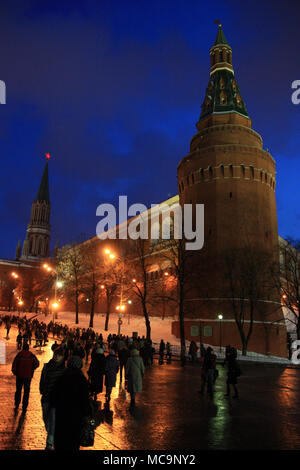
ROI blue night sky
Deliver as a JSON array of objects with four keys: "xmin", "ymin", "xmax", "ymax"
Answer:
[{"xmin": 0, "ymin": 0, "xmax": 299, "ymax": 258}]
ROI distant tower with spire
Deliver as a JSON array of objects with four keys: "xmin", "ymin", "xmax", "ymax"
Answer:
[{"xmin": 21, "ymin": 155, "xmax": 51, "ymax": 260}]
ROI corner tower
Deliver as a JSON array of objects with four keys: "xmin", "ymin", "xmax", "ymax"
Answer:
[
  {"xmin": 21, "ymin": 156, "xmax": 51, "ymax": 260},
  {"xmin": 177, "ymin": 23, "xmax": 286, "ymax": 356}
]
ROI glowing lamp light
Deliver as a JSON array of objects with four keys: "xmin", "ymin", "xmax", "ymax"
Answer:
[
  {"xmin": 120, "ymin": 305, "xmax": 125, "ymax": 311},
  {"xmin": 128, "ymin": 300, "xmax": 132, "ymax": 304},
  {"xmin": 164, "ymin": 272, "xmax": 169, "ymax": 276},
  {"xmin": 132, "ymin": 278, "xmax": 136, "ymax": 283},
  {"xmin": 45, "ymin": 153, "xmax": 51, "ymax": 160},
  {"xmin": 116, "ymin": 306, "xmax": 120, "ymax": 311},
  {"xmin": 56, "ymin": 281, "xmax": 63, "ymax": 288},
  {"xmin": 104, "ymin": 249, "xmax": 110, "ymax": 255},
  {"xmin": 52, "ymin": 302, "xmax": 59, "ymax": 309},
  {"xmin": 109, "ymin": 253, "xmax": 115, "ymax": 259},
  {"xmin": 18, "ymin": 300, "xmax": 23, "ymax": 306},
  {"xmin": 218, "ymin": 314, "xmax": 223, "ymax": 320},
  {"xmin": 282, "ymin": 294, "xmax": 287, "ymax": 300},
  {"xmin": 101, "ymin": 285, "xmax": 105, "ymax": 289}
]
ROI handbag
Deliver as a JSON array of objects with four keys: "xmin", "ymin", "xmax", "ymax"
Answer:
[{"xmin": 80, "ymin": 417, "xmax": 95, "ymax": 447}]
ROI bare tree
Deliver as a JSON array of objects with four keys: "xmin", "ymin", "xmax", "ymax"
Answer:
[
  {"xmin": 154, "ymin": 237, "xmax": 197, "ymax": 364},
  {"xmin": 222, "ymin": 245, "xmax": 277, "ymax": 355},
  {"xmin": 56, "ymin": 243, "xmax": 86, "ymax": 324},
  {"xmin": 129, "ymin": 238, "xmax": 154, "ymax": 341}
]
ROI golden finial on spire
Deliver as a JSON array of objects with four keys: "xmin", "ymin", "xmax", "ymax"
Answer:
[{"xmin": 214, "ymin": 19, "xmax": 222, "ymax": 27}]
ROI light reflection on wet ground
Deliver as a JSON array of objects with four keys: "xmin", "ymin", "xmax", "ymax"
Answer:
[{"xmin": 1, "ymin": 326, "xmax": 300, "ymax": 450}]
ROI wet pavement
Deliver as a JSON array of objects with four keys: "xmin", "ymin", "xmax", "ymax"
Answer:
[{"xmin": 1, "ymin": 325, "xmax": 300, "ymax": 450}]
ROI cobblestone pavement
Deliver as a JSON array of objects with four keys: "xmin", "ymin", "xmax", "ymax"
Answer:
[{"xmin": 1, "ymin": 325, "xmax": 300, "ymax": 450}]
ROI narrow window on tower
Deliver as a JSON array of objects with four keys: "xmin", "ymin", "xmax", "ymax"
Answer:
[
  {"xmin": 221, "ymin": 165, "xmax": 225, "ymax": 177},
  {"xmin": 187, "ymin": 176, "xmax": 189, "ymax": 186},
  {"xmin": 250, "ymin": 166, "xmax": 254, "ymax": 179},
  {"xmin": 208, "ymin": 166, "xmax": 213, "ymax": 179},
  {"xmin": 265, "ymin": 173, "xmax": 268, "ymax": 183},
  {"xmin": 192, "ymin": 173, "xmax": 194, "ymax": 184},
  {"xmin": 241, "ymin": 164, "xmax": 245, "ymax": 177},
  {"xmin": 229, "ymin": 164, "xmax": 233, "ymax": 177},
  {"xmin": 229, "ymin": 192, "xmax": 233, "ymax": 198}
]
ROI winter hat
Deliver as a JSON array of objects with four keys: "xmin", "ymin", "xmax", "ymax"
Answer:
[
  {"xmin": 96, "ymin": 348, "xmax": 104, "ymax": 354},
  {"xmin": 67, "ymin": 355, "xmax": 83, "ymax": 369},
  {"xmin": 109, "ymin": 349, "xmax": 116, "ymax": 355},
  {"xmin": 131, "ymin": 349, "xmax": 139, "ymax": 356}
]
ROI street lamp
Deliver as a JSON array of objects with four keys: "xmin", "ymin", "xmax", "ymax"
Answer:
[
  {"xmin": 218, "ymin": 314, "xmax": 223, "ymax": 354},
  {"xmin": 43, "ymin": 264, "xmax": 63, "ymax": 319},
  {"xmin": 104, "ymin": 248, "xmax": 126, "ymax": 311}
]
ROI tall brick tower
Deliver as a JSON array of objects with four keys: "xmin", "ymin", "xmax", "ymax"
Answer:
[
  {"xmin": 177, "ymin": 23, "xmax": 286, "ymax": 356},
  {"xmin": 21, "ymin": 157, "xmax": 51, "ymax": 260}
]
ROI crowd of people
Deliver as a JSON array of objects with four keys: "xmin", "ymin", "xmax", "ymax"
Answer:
[{"xmin": 0, "ymin": 313, "xmax": 242, "ymax": 450}]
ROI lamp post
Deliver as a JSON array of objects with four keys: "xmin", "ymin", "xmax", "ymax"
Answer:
[
  {"xmin": 218, "ymin": 314, "xmax": 223, "ymax": 354},
  {"xmin": 104, "ymin": 248, "xmax": 126, "ymax": 315},
  {"xmin": 43, "ymin": 264, "xmax": 63, "ymax": 320}
]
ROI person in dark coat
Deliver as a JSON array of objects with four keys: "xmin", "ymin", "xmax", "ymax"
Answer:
[
  {"xmin": 105, "ymin": 350, "xmax": 119, "ymax": 403},
  {"xmin": 16, "ymin": 333, "xmax": 23, "ymax": 350},
  {"xmin": 72, "ymin": 342, "xmax": 85, "ymax": 359},
  {"xmin": 224, "ymin": 347, "xmax": 240, "ymax": 399},
  {"xmin": 12, "ymin": 343, "xmax": 39, "ymax": 412},
  {"xmin": 53, "ymin": 355, "xmax": 91, "ymax": 450},
  {"xmin": 118, "ymin": 345, "xmax": 130, "ymax": 383},
  {"xmin": 189, "ymin": 341, "xmax": 198, "ymax": 363},
  {"xmin": 39, "ymin": 348, "xmax": 65, "ymax": 449},
  {"xmin": 87, "ymin": 347, "xmax": 106, "ymax": 401},
  {"xmin": 199, "ymin": 347, "xmax": 217, "ymax": 398},
  {"xmin": 159, "ymin": 340, "xmax": 165, "ymax": 364}
]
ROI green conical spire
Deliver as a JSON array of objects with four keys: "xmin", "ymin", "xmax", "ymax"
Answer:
[
  {"xmin": 214, "ymin": 23, "xmax": 228, "ymax": 46},
  {"xmin": 35, "ymin": 161, "xmax": 50, "ymax": 202}
]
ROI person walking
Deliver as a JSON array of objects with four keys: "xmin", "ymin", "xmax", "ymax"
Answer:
[
  {"xmin": 159, "ymin": 340, "xmax": 165, "ymax": 364},
  {"xmin": 224, "ymin": 347, "xmax": 240, "ymax": 399},
  {"xmin": 16, "ymin": 333, "xmax": 23, "ymax": 350},
  {"xmin": 166, "ymin": 342, "xmax": 172, "ymax": 364},
  {"xmin": 84, "ymin": 339, "xmax": 92, "ymax": 363},
  {"xmin": 5, "ymin": 320, "xmax": 11, "ymax": 340},
  {"xmin": 87, "ymin": 347, "xmax": 106, "ymax": 402},
  {"xmin": 104, "ymin": 350, "xmax": 119, "ymax": 405},
  {"xmin": 118, "ymin": 345, "xmax": 130, "ymax": 383},
  {"xmin": 53, "ymin": 355, "xmax": 91, "ymax": 451},
  {"xmin": 189, "ymin": 340, "xmax": 198, "ymax": 363},
  {"xmin": 199, "ymin": 347, "xmax": 217, "ymax": 398},
  {"xmin": 125, "ymin": 349, "xmax": 145, "ymax": 408},
  {"xmin": 12, "ymin": 343, "xmax": 39, "ymax": 412},
  {"xmin": 39, "ymin": 348, "xmax": 66, "ymax": 450}
]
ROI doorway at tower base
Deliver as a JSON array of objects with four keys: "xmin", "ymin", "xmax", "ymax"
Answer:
[{"xmin": 171, "ymin": 319, "xmax": 289, "ymax": 358}]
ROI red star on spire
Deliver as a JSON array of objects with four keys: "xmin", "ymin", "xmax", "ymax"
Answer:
[{"xmin": 45, "ymin": 153, "xmax": 51, "ymax": 160}]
